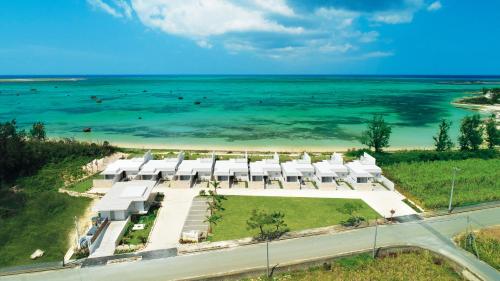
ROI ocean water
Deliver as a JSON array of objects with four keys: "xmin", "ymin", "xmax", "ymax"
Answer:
[{"xmin": 0, "ymin": 75, "xmax": 498, "ymax": 150}]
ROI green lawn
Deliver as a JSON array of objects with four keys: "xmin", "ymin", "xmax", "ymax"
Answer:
[
  {"xmin": 66, "ymin": 173, "xmax": 100, "ymax": 193},
  {"xmin": 242, "ymin": 250, "xmax": 463, "ymax": 281},
  {"xmin": 119, "ymin": 205, "xmax": 159, "ymax": 246},
  {"xmin": 0, "ymin": 157, "xmax": 94, "ymax": 268},
  {"xmin": 384, "ymin": 158, "xmax": 500, "ymax": 209},
  {"xmin": 210, "ymin": 196, "xmax": 379, "ymax": 242}
]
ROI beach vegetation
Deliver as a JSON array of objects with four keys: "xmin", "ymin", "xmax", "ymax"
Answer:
[
  {"xmin": 240, "ymin": 250, "xmax": 463, "ymax": 281},
  {"xmin": 433, "ymin": 119, "xmax": 454, "ymax": 151},
  {"xmin": 28, "ymin": 121, "xmax": 46, "ymax": 141},
  {"xmin": 384, "ymin": 158, "xmax": 500, "ymax": 209},
  {"xmin": 457, "ymin": 87, "xmax": 500, "ymax": 105},
  {"xmin": 458, "ymin": 114, "xmax": 483, "ymax": 150},
  {"xmin": 209, "ymin": 196, "xmax": 378, "ymax": 242},
  {"xmin": 484, "ymin": 114, "xmax": 499, "ymax": 149},
  {"xmin": 0, "ymin": 120, "xmax": 115, "ymax": 187},
  {"xmin": 345, "ymin": 148, "xmax": 497, "ymax": 166},
  {"xmin": 361, "ymin": 115, "xmax": 392, "ymax": 152}
]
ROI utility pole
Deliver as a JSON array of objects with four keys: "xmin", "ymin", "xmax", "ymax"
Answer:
[
  {"xmin": 266, "ymin": 238, "xmax": 270, "ymax": 277},
  {"xmin": 448, "ymin": 167, "xmax": 460, "ymax": 213},
  {"xmin": 372, "ymin": 217, "xmax": 378, "ymax": 258},
  {"xmin": 74, "ymin": 216, "xmax": 80, "ymax": 250}
]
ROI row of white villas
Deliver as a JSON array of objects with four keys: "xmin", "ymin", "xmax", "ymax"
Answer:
[{"xmin": 93, "ymin": 151, "xmax": 392, "ymax": 221}]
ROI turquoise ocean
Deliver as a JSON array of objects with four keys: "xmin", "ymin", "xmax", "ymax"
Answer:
[{"xmin": 0, "ymin": 75, "xmax": 498, "ymax": 150}]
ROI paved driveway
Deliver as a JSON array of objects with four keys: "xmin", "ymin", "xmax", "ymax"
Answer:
[
  {"xmin": 144, "ymin": 188, "xmax": 198, "ymax": 251},
  {"xmin": 90, "ymin": 220, "xmax": 128, "ymax": 258}
]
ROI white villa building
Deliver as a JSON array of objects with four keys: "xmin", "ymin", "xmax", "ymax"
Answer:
[
  {"xmin": 137, "ymin": 152, "xmax": 184, "ymax": 181},
  {"xmin": 175, "ymin": 153, "xmax": 215, "ymax": 188},
  {"xmin": 280, "ymin": 153, "xmax": 315, "ymax": 189},
  {"xmin": 97, "ymin": 151, "xmax": 152, "ymax": 187},
  {"xmin": 249, "ymin": 153, "xmax": 282, "ymax": 188},
  {"xmin": 313, "ymin": 153, "xmax": 348, "ymax": 187},
  {"xmin": 94, "ymin": 180, "xmax": 156, "ymax": 221},
  {"xmin": 345, "ymin": 153, "xmax": 382, "ymax": 183},
  {"xmin": 213, "ymin": 153, "xmax": 249, "ymax": 188}
]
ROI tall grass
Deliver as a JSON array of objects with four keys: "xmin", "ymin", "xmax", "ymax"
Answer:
[
  {"xmin": 242, "ymin": 250, "xmax": 463, "ymax": 281},
  {"xmin": 456, "ymin": 226, "xmax": 500, "ymax": 270},
  {"xmin": 384, "ymin": 158, "xmax": 500, "ymax": 209}
]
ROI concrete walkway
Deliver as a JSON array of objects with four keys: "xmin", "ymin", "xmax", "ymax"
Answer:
[
  {"xmin": 90, "ymin": 220, "xmax": 128, "ymax": 258},
  {"xmin": 216, "ymin": 188, "xmax": 417, "ymax": 218},
  {"xmin": 144, "ymin": 188, "xmax": 198, "ymax": 251},
  {"xmin": 181, "ymin": 197, "xmax": 209, "ymax": 234}
]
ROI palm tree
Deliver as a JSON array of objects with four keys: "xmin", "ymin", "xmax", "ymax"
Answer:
[
  {"xmin": 210, "ymin": 180, "xmax": 220, "ymax": 195},
  {"xmin": 205, "ymin": 213, "xmax": 222, "ymax": 233}
]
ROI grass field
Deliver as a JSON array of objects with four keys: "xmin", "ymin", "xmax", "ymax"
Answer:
[
  {"xmin": 210, "ymin": 196, "xmax": 379, "ymax": 242},
  {"xmin": 242, "ymin": 250, "xmax": 463, "ymax": 281},
  {"xmin": 0, "ymin": 157, "xmax": 93, "ymax": 267},
  {"xmin": 66, "ymin": 173, "xmax": 100, "ymax": 193},
  {"xmin": 455, "ymin": 226, "xmax": 500, "ymax": 270},
  {"xmin": 384, "ymin": 158, "xmax": 500, "ymax": 209}
]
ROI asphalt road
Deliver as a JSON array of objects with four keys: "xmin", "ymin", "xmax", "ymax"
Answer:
[{"xmin": 2, "ymin": 208, "xmax": 499, "ymax": 281}]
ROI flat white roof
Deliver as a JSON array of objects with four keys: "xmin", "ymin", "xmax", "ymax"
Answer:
[
  {"xmin": 345, "ymin": 161, "xmax": 373, "ymax": 178},
  {"xmin": 250, "ymin": 157, "xmax": 281, "ymax": 176},
  {"xmin": 214, "ymin": 158, "xmax": 248, "ymax": 176},
  {"xmin": 176, "ymin": 157, "xmax": 214, "ymax": 176},
  {"xmin": 138, "ymin": 158, "xmax": 181, "ymax": 175},
  {"xmin": 94, "ymin": 181, "xmax": 156, "ymax": 212},
  {"xmin": 281, "ymin": 160, "xmax": 314, "ymax": 177},
  {"xmin": 313, "ymin": 159, "xmax": 348, "ymax": 177},
  {"xmin": 101, "ymin": 158, "xmax": 146, "ymax": 175}
]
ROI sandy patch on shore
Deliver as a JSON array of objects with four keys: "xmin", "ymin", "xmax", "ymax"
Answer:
[{"xmin": 106, "ymin": 141, "xmax": 433, "ymax": 153}]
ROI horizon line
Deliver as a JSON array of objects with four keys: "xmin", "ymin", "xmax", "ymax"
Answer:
[{"xmin": 1, "ymin": 74, "xmax": 500, "ymax": 78}]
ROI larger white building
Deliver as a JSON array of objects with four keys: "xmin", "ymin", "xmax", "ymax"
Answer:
[{"xmin": 93, "ymin": 180, "xmax": 156, "ymax": 221}]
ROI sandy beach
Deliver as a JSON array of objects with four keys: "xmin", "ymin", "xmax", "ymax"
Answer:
[{"xmin": 106, "ymin": 141, "xmax": 433, "ymax": 153}]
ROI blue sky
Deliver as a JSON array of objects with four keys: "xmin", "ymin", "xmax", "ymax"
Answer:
[{"xmin": 0, "ymin": 0, "xmax": 499, "ymax": 75}]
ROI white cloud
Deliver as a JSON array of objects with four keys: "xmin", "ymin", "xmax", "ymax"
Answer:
[
  {"xmin": 315, "ymin": 7, "xmax": 359, "ymax": 29},
  {"xmin": 370, "ymin": 0, "xmax": 424, "ymax": 24},
  {"xmin": 252, "ymin": 0, "xmax": 295, "ymax": 17},
  {"xmin": 318, "ymin": 43, "xmax": 353, "ymax": 53},
  {"xmin": 358, "ymin": 31, "xmax": 379, "ymax": 43},
  {"xmin": 370, "ymin": 11, "xmax": 414, "ymax": 24},
  {"xmin": 361, "ymin": 51, "xmax": 394, "ymax": 58},
  {"xmin": 87, "ymin": 0, "xmax": 123, "ymax": 18},
  {"xmin": 131, "ymin": 0, "xmax": 303, "ymax": 38},
  {"xmin": 114, "ymin": 0, "xmax": 133, "ymax": 18},
  {"xmin": 86, "ymin": 0, "xmax": 438, "ymax": 60},
  {"xmin": 427, "ymin": 1, "xmax": 442, "ymax": 12}
]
